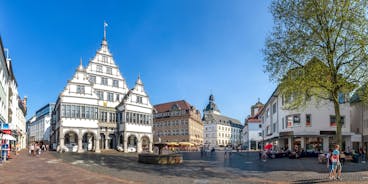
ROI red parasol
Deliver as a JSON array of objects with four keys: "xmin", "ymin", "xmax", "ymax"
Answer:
[{"xmin": 264, "ymin": 143, "xmax": 272, "ymax": 150}]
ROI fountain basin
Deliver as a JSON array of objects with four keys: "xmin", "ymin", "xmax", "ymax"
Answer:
[{"xmin": 138, "ymin": 153, "xmax": 183, "ymax": 165}]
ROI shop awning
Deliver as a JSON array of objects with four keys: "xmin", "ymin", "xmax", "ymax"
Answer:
[
  {"xmin": 166, "ymin": 142, "xmax": 179, "ymax": 146},
  {"xmin": 1, "ymin": 134, "xmax": 16, "ymax": 141},
  {"xmin": 179, "ymin": 142, "xmax": 194, "ymax": 146}
]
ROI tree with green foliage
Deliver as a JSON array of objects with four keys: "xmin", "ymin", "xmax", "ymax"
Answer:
[{"xmin": 263, "ymin": 0, "xmax": 368, "ymax": 146}]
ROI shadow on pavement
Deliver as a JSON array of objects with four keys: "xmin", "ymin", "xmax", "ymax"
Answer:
[{"xmin": 51, "ymin": 151, "xmax": 368, "ymax": 181}]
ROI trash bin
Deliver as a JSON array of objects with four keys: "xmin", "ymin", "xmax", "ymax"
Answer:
[{"xmin": 352, "ymin": 154, "xmax": 359, "ymax": 163}]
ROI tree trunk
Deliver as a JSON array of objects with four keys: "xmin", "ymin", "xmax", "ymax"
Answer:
[{"xmin": 333, "ymin": 99, "xmax": 342, "ymax": 147}]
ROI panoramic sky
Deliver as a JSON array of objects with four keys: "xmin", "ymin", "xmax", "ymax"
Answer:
[{"xmin": 0, "ymin": 0, "xmax": 275, "ymax": 121}]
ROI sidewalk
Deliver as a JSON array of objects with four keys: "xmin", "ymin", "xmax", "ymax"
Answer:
[{"xmin": 0, "ymin": 150, "xmax": 134, "ymax": 184}]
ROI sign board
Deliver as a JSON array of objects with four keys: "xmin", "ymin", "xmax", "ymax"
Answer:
[{"xmin": 0, "ymin": 123, "xmax": 9, "ymax": 129}]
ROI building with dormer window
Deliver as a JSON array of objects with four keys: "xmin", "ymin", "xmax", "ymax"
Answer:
[
  {"xmin": 50, "ymin": 24, "xmax": 153, "ymax": 153},
  {"xmin": 202, "ymin": 94, "xmax": 243, "ymax": 149},
  {"xmin": 153, "ymin": 100, "xmax": 203, "ymax": 147}
]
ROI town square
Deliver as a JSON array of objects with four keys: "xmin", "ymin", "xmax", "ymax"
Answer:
[{"xmin": 1, "ymin": 0, "xmax": 368, "ymax": 183}]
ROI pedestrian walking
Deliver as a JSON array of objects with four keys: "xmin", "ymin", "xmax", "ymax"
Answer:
[
  {"xmin": 30, "ymin": 143, "xmax": 35, "ymax": 156},
  {"xmin": 326, "ymin": 149, "xmax": 333, "ymax": 179},
  {"xmin": 261, "ymin": 150, "xmax": 267, "ymax": 162},
  {"xmin": 330, "ymin": 145, "xmax": 342, "ymax": 181}
]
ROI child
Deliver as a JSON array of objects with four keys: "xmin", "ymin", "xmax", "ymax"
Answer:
[{"xmin": 326, "ymin": 149, "xmax": 333, "ymax": 179}]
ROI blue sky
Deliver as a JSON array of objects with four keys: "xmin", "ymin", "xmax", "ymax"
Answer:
[{"xmin": 0, "ymin": 0, "xmax": 276, "ymax": 122}]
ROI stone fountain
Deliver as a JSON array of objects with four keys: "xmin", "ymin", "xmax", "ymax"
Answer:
[{"xmin": 138, "ymin": 143, "xmax": 183, "ymax": 165}]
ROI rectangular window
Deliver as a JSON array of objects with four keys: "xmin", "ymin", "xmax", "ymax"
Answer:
[
  {"xmin": 107, "ymin": 92, "xmax": 113, "ymax": 102},
  {"xmin": 136, "ymin": 96, "xmax": 143, "ymax": 103},
  {"xmin": 282, "ymin": 117, "xmax": 284, "ymax": 129},
  {"xmin": 95, "ymin": 90, "xmax": 103, "ymax": 100},
  {"xmin": 113, "ymin": 80, "xmax": 119, "ymax": 87},
  {"xmin": 86, "ymin": 107, "xmax": 90, "ymax": 119},
  {"xmin": 106, "ymin": 67, "xmax": 112, "ymax": 74},
  {"xmin": 66, "ymin": 105, "xmax": 71, "ymax": 118},
  {"xmin": 272, "ymin": 103, "xmax": 277, "ymax": 114},
  {"xmin": 102, "ymin": 56, "xmax": 107, "ymax": 63},
  {"xmin": 96, "ymin": 65, "xmax": 103, "ymax": 73},
  {"xmin": 89, "ymin": 76, "xmax": 96, "ymax": 84},
  {"xmin": 330, "ymin": 115, "xmax": 345, "ymax": 126},
  {"xmin": 76, "ymin": 106, "xmax": 80, "ymax": 118},
  {"xmin": 61, "ymin": 104, "xmax": 66, "ymax": 117},
  {"xmin": 81, "ymin": 106, "xmax": 85, "ymax": 118},
  {"xmin": 306, "ymin": 114, "xmax": 311, "ymax": 126},
  {"xmin": 294, "ymin": 115, "xmax": 300, "ymax": 126},
  {"xmin": 287, "ymin": 116, "xmax": 293, "ymax": 127},
  {"xmin": 116, "ymin": 94, "xmax": 120, "ymax": 101},
  {"xmin": 101, "ymin": 77, "xmax": 108, "ymax": 86},
  {"xmin": 76, "ymin": 85, "xmax": 85, "ymax": 94},
  {"xmin": 95, "ymin": 108, "xmax": 98, "ymax": 119}
]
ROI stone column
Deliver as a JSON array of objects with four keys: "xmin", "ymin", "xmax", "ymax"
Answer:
[
  {"xmin": 116, "ymin": 133, "xmax": 120, "ymax": 147},
  {"xmin": 288, "ymin": 137, "xmax": 292, "ymax": 151},
  {"xmin": 78, "ymin": 137, "xmax": 83, "ymax": 153},
  {"xmin": 300, "ymin": 137, "xmax": 305, "ymax": 150},
  {"xmin": 323, "ymin": 137, "xmax": 329, "ymax": 152},
  {"xmin": 95, "ymin": 138, "xmax": 101, "ymax": 153},
  {"xmin": 123, "ymin": 137, "xmax": 128, "ymax": 153},
  {"xmin": 59, "ymin": 138, "xmax": 64, "ymax": 153},
  {"xmin": 149, "ymin": 139, "xmax": 153, "ymax": 153},
  {"xmin": 137, "ymin": 140, "xmax": 142, "ymax": 153},
  {"xmin": 105, "ymin": 137, "xmax": 109, "ymax": 150}
]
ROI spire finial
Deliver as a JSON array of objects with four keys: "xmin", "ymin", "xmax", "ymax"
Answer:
[
  {"xmin": 103, "ymin": 21, "xmax": 108, "ymax": 41},
  {"xmin": 136, "ymin": 73, "xmax": 143, "ymax": 85},
  {"xmin": 258, "ymin": 97, "xmax": 260, "ymax": 103},
  {"xmin": 78, "ymin": 57, "xmax": 84, "ymax": 71}
]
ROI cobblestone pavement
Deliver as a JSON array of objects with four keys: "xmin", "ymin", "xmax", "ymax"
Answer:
[
  {"xmin": 0, "ymin": 150, "xmax": 133, "ymax": 184},
  {"xmin": 53, "ymin": 151, "xmax": 368, "ymax": 184},
  {"xmin": 2, "ymin": 150, "xmax": 368, "ymax": 184}
]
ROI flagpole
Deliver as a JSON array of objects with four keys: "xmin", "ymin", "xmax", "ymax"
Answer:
[{"xmin": 103, "ymin": 21, "xmax": 108, "ymax": 40}]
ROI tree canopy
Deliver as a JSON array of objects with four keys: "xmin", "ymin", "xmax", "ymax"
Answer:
[{"xmin": 263, "ymin": 0, "xmax": 368, "ymax": 146}]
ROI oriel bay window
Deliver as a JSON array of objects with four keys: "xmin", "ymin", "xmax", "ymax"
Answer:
[{"xmin": 60, "ymin": 104, "xmax": 98, "ymax": 120}]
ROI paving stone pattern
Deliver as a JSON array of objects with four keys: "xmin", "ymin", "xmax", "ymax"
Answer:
[{"xmin": 1, "ymin": 150, "xmax": 368, "ymax": 184}]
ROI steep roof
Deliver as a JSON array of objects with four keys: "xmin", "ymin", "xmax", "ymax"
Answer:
[{"xmin": 154, "ymin": 100, "xmax": 192, "ymax": 113}]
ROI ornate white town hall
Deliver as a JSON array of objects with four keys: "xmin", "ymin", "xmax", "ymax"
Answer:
[{"xmin": 50, "ymin": 25, "xmax": 153, "ymax": 153}]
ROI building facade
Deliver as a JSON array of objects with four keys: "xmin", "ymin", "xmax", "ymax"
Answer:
[
  {"xmin": 0, "ymin": 37, "xmax": 27, "ymax": 149},
  {"xmin": 350, "ymin": 92, "xmax": 368, "ymax": 151},
  {"xmin": 242, "ymin": 100, "xmax": 263, "ymax": 150},
  {"xmin": 153, "ymin": 100, "xmax": 203, "ymax": 146},
  {"xmin": 0, "ymin": 37, "xmax": 9, "ymax": 127},
  {"xmin": 50, "ymin": 27, "xmax": 153, "ymax": 153},
  {"xmin": 260, "ymin": 87, "xmax": 359, "ymax": 152},
  {"xmin": 116, "ymin": 77, "xmax": 153, "ymax": 153},
  {"xmin": 202, "ymin": 94, "xmax": 243, "ymax": 149},
  {"xmin": 27, "ymin": 103, "xmax": 55, "ymax": 144}
]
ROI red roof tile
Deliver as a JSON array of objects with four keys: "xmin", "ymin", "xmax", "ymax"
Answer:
[{"xmin": 154, "ymin": 100, "xmax": 192, "ymax": 113}]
